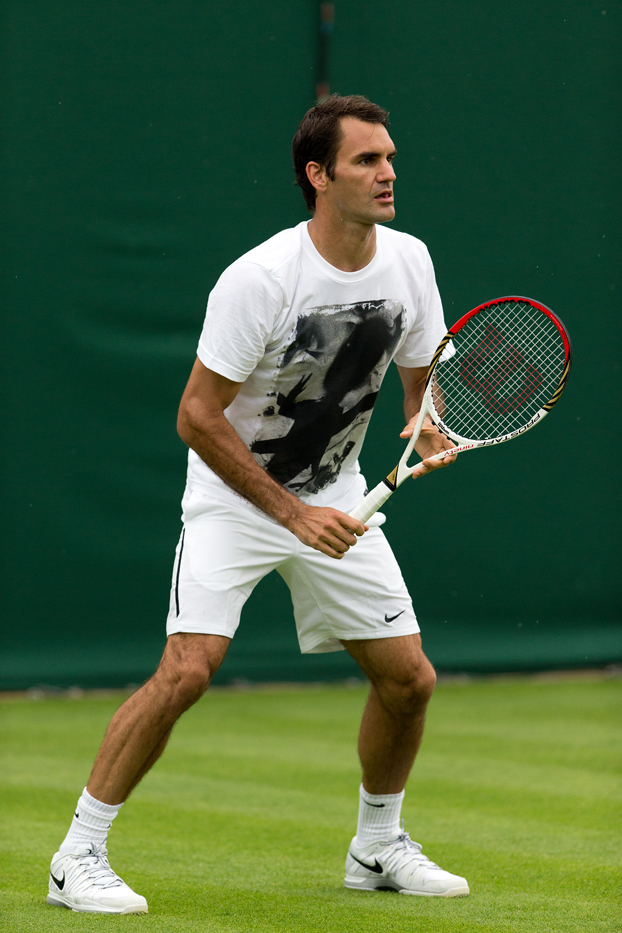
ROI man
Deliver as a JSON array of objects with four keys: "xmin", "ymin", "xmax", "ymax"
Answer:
[{"xmin": 47, "ymin": 94, "xmax": 468, "ymax": 914}]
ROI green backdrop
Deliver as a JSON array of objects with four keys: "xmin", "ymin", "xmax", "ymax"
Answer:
[{"xmin": 1, "ymin": 1, "xmax": 620, "ymax": 689}]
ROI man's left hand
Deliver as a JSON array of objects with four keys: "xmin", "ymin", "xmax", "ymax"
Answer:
[{"xmin": 400, "ymin": 415, "xmax": 458, "ymax": 480}]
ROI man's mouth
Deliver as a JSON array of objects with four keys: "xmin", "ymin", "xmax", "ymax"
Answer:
[{"xmin": 374, "ymin": 190, "xmax": 393, "ymax": 201}]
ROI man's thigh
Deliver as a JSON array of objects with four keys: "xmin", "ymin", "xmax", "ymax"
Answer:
[
  {"xmin": 166, "ymin": 489, "xmax": 296, "ymax": 638},
  {"xmin": 280, "ymin": 526, "xmax": 420, "ymax": 654}
]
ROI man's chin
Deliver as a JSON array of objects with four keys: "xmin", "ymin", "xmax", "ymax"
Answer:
[
  {"xmin": 374, "ymin": 205, "xmax": 395, "ymax": 223},
  {"xmin": 346, "ymin": 204, "xmax": 396, "ymax": 226}
]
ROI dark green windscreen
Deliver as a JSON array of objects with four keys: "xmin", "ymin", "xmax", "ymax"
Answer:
[{"xmin": 1, "ymin": 2, "xmax": 620, "ymax": 689}]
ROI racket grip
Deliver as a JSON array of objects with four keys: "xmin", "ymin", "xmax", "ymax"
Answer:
[{"xmin": 349, "ymin": 480, "xmax": 394, "ymax": 524}]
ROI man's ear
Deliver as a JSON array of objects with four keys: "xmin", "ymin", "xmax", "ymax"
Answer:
[{"xmin": 305, "ymin": 161, "xmax": 329, "ymax": 195}]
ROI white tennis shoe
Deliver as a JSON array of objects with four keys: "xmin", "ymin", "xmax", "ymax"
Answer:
[
  {"xmin": 47, "ymin": 843, "xmax": 148, "ymax": 914},
  {"xmin": 345, "ymin": 830, "xmax": 469, "ymax": 897}
]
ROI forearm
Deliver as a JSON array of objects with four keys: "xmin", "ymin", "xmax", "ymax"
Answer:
[
  {"xmin": 397, "ymin": 363, "xmax": 455, "ymax": 465},
  {"xmin": 403, "ymin": 388, "xmax": 425, "ymax": 425},
  {"xmin": 176, "ymin": 359, "xmax": 366, "ymax": 558},
  {"xmin": 400, "ymin": 368, "xmax": 426, "ymax": 425},
  {"xmin": 179, "ymin": 407, "xmax": 303, "ymax": 529}
]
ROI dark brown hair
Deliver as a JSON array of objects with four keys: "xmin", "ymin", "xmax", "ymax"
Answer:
[{"xmin": 292, "ymin": 94, "xmax": 390, "ymax": 212}]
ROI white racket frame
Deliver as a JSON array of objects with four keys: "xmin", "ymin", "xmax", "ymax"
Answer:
[{"xmin": 349, "ymin": 297, "xmax": 571, "ymax": 525}]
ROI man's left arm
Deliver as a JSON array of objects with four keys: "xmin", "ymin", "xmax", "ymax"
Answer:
[{"xmin": 396, "ymin": 365, "xmax": 457, "ymax": 478}]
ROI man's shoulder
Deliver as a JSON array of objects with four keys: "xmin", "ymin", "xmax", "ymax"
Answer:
[
  {"xmin": 234, "ymin": 222, "xmax": 306, "ymax": 276},
  {"xmin": 377, "ymin": 224, "xmax": 431, "ymax": 259}
]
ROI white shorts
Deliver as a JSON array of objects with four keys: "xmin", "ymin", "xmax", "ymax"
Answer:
[{"xmin": 166, "ymin": 485, "xmax": 419, "ymax": 654}]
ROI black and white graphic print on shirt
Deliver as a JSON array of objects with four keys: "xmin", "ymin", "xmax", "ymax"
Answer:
[{"xmin": 250, "ymin": 300, "xmax": 405, "ymax": 495}]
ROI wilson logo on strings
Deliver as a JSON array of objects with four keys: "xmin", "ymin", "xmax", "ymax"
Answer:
[{"xmin": 459, "ymin": 324, "xmax": 543, "ymax": 414}]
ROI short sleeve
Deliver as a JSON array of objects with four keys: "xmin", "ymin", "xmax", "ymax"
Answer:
[
  {"xmin": 197, "ymin": 261, "xmax": 284, "ymax": 382},
  {"xmin": 393, "ymin": 247, "xmax": 447, "ymax": 368}
]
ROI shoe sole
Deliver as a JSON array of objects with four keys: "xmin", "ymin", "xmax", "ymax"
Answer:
[
  {"xmin": 344, "ymin": 876, "xmax": 469, "ymax": 897},
  {"xmin": 47, "ymin": 893, "xmax": 148, "ymax": 914}
]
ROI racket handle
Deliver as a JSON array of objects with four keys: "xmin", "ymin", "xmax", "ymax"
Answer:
[{"xmin": 349, "ymin": 480, "xmax": 394, "ymax": 524}]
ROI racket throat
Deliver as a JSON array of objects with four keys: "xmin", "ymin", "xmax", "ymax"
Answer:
[{"xmin": 383, "ymin": 468, "xmax": 399, "ymax": 491}]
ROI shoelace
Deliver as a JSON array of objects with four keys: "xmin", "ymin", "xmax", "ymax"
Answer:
[
  {"xmin": 379, "ymin": 833, "xmax": 441, "ymax": 878},
  {"xmin": 71, "ymin": 846, "xmax": 124, "ymax": 888}
]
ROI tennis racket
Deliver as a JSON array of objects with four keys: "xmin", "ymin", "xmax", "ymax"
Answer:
[{"xmin": 350, "ymin": 296, "xmax": 572, "ymax": 524}]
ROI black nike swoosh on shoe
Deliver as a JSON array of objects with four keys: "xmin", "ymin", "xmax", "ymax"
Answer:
[
  {"xmin": 384, "ymin": 609, "xmax": 406, "ymax": 623},
  {"xmin": 364, "ymin": 801, "xmax": 385, "ymax": 808},
  {"xmin": 51, "ymin": 871, "xmax": 65, "ymax": 890},
  {"xmin": 349, "ymin": 853, "xmax": 384, "ymax": 874}
]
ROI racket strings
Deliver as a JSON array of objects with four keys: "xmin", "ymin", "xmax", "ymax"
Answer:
[{"xmin": 433, "ymin": 300, "xmax": 566, "ymax": 441}]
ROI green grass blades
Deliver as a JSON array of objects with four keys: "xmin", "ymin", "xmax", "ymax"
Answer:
[{"xmin": 1, "ymin": 675, "xmax": 620, "ymax": 932}]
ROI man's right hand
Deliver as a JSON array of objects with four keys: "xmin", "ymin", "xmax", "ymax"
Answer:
[{"xmin": 287, "ymin": 504, "xmax": 367, "ymax": 559}]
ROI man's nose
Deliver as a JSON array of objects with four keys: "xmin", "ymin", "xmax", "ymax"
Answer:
[{"xmin": 378, "ymin": 159, "xmax": 396, "ymax": 182}]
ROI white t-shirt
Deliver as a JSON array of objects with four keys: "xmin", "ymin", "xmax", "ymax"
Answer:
[{"xmin": 187, "ymin": 220, "xmax": 446, "ymax": 511}]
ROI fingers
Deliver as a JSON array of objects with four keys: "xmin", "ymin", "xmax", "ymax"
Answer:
[
  {"xmin": 412, "ymin": 416, "xmax": 457, "ymax": 467},
  {"xmin": 401, "ymin": 412, "xmax": 438, "ymax": 442},
  {"xmin": 432, "ymin": 443, "xmax": 458, "ymax": 465},
  {"xmin": 314, "ymin": 529, "xmax": 351, "ymax": 559},
  {"xmin": 400, "ymin": 413, "xmax": 428, "ymax": 439},
  {"xmin": 436, "ymin": 434, "xmax": 458, "ymax": 465},
  {"xmin": 319, "ymin": 514, "xmax": 365, "ymax": 558},
  {"xmin": 343, "ymin": 515, "xmax": 367, "ymax": 537},
  {"xmin": 426, "ymin": 450, "xmax": 457, "ymax": 469},
  {"xmin": 411, "ymin": 447, "xmax": 458, "ymax": 480},
  {"xmin": 294, "ymin": 508, "xmax": 367, "ymax": 560}
]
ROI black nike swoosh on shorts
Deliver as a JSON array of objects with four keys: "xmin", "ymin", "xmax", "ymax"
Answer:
[
  {"xmin": 51, "ymin": 871, "xmax": 65, "ymax": 890},
  {"xmin": 384, "ymin": 609, "xmax": 406, "ymax": 623},
  {"xmin": 349, "ymin": 852, "xmax": 384, "ymax": 874}
]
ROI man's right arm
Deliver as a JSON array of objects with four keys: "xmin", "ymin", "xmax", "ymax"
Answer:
[{"xmin": 176, "ymin": 358, "xmax": 366, "ymax": 559}]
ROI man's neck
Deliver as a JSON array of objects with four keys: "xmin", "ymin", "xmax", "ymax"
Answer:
[{"xmin": 307, "ymin": 213, "xmax": 377, "ymax": 272}]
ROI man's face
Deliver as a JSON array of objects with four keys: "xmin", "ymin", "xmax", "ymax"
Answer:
[{"xmin": 323, "ymin": 117, "xmax": 397, "ymax": 224}]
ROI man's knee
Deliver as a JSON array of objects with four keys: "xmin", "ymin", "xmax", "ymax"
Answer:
[
  {"xmin": 411, "ymin": 655, "xmax": 437, "ymax": 703},
  {"xmin": 156, "ymin": 633, "xmax": 229, "ymax": 709},
  {"xmin": 172, "ymin": 660, "xmax": 212, "ymax": 705},
  {"xmin": 344, "ymin": 634, "xmax": 436, "ymax": 716},
  {"xmin": 395, "ymin": 664, "xmax": 435, "ymax": 711},
  {"xmin": 374, "ymin": 652, "xmax": 436, "ymax": 718}
]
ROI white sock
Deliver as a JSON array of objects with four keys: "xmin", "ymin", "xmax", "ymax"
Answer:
[
  {"xmin": 355, "ymin": 783, "xmax": 405, "ymax": 846},
  {"xmin": 58, "ymin": 787, "xmax": 123, "ymax": 854}
]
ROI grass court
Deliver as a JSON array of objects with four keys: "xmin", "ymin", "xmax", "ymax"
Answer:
[{"xmin": 1, "ymin": 673, "xmax": 620, "ymax": 932}]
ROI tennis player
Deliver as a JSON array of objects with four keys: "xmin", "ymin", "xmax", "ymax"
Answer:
[{"xmin": 47, "ymin": 94, "xmax": 468, "ymax": 913}]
